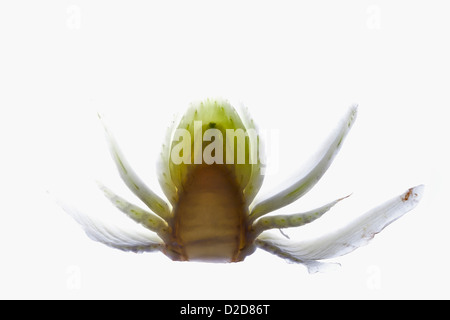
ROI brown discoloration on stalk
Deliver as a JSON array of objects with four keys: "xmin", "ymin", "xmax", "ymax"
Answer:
[{"xmin": 402, "ymin": 188, "xmax": 413, "ymax": 202}]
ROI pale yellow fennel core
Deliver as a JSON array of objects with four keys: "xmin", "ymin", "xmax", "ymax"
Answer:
[{"xmin": 161, "ymin": 99, "xmax": 263, "ymax": 262}]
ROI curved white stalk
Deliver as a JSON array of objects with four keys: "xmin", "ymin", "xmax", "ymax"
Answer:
[
  {"xmin": 98, "ymin": 183, "xmax": 170, "ymax": 241},
  {"xmin": 256, "ymin": 185, "xmax": 424, "ymax": 272},
  {"xmin": 58, "ymin": 199, "xmax": 164, "ymax": 253},
  {"xmin": 157, "ymin": 114, "xmax": 179, "ymax": 206},
  {"xmin": 249, "ymin": 105, "xmax": 357, "ymax": 223},
  {"xmin": 255, "ymin": 238, "xmax": 340, "ymax": 273},
  {"xmin": 99, "ymin": 114, "xmax": 172, "ymax": 221},
  {"xmin": 251, "ymin": 195, "xmax": 349, "ymax": 237},
  {"xmin": 238, "ymin": 104, "xmax": 265, "ymax": 207}
]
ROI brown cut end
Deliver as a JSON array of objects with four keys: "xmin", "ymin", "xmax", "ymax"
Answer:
[{"xmin": 169, "ymin": 164, "xmax": 248, "ymax": 262}]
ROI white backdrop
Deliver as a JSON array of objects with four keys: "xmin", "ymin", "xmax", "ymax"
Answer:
[{"xmin": 1, "ymin": 1, "xmax": 448, "ymax": 299}]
